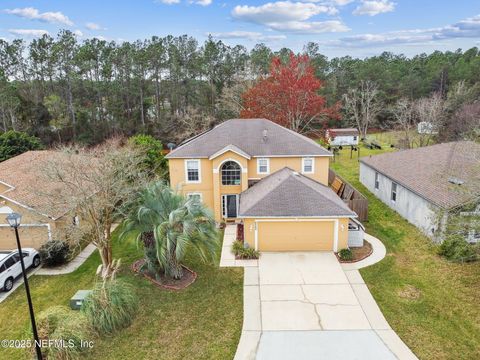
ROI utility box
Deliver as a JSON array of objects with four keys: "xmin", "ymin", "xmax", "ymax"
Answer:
[{"xmin": 70, "ymin": 290, "xmax": 92, "ymax": 310}]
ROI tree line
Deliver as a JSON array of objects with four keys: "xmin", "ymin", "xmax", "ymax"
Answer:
[{"xmin": 1, "ymin": 30, "xmax": 479, "ymax": 147}]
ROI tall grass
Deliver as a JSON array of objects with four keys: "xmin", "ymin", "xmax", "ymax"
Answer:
[{"xmin": 81, "ymin": 279, "xmax": 138, "ymax": 335}]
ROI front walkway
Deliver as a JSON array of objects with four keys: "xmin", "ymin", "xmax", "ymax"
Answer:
[{"xmin": 220, "ymin": 225, "xmax": 417, "ymax": 360}]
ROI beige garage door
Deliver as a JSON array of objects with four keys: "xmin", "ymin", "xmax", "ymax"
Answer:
[{"xmin": 258, "ymin": 221, "xmax": 334, "ymax": 251}]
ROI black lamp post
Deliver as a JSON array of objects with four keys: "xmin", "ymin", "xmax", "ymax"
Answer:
[{"xmin": 6, "ymin": 213, "xmax": 43, "ymax": 360}]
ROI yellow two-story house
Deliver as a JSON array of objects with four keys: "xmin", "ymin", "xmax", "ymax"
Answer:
[{"xmin": 166, "ymin": 119, "xmax": 358, "ymax": 252}]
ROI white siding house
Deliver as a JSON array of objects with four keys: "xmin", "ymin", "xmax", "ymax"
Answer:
[
  {"xmin": 326, "ymin": 128, "xmax": 360, "ymax": 146},
  {"xmin": 360, "ymin": 162, "xmax": 440, "ymax": 237}
]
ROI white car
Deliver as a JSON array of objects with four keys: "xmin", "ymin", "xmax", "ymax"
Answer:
[{"xmin": 0, "ymin": 248, "xmax": 41, "ymax": 292}]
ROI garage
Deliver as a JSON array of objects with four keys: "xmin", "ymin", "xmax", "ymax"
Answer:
[{"xmin": 257, "ymin": 221, "xmax": 335, "ymax": 251}]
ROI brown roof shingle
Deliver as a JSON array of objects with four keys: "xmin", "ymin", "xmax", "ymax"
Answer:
[
  {"xmin": 360, "ymin": 141, "xmax": 480, "ymax": 209},
  {"xmin": 0, "ymin": 151, "xmax": 93, "ymax": 219},
  {"xmin": 166, "ymin": 119, "xmax": 332, "ymax": 158},
  {"xmin": 239, "ymin": 167, "xmax": 356, "ymax": 217}
]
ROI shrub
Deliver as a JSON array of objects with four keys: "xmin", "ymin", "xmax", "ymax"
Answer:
[
  {"xmin": 39, "ymin": 239, "xmax": 70, "ymax": 267},
  {"xmin": 81, "ymin": 279, "xmax": 138, "ymax": 334},
  {"xmin": 439, "ymin": 236, "xmax": 478, "ymax": 262},
  {"xmin": 232, "ymin": 240, "xmax": 260, "ymax": 259},
  {"xmin": 338, "ymin": 248, "xmax": 353, "ymax": 261},
  {"xmin": 35, "ymin": 306, "xmax": 91, "ymax": 360}
]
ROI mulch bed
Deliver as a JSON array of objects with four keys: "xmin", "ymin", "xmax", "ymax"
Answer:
[
  {"xmin": 131, "ymin": 259, "xmax": 197, "ymax": 291},
  {"xmin": 336, "ymin": 240, "xmax": 373, "ymax": 263}
]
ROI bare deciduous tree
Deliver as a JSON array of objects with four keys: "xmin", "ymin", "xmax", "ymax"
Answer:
[
  {"xmin": 392, "ymin": 98, "xmax": 416, "ymax": 149},
  {"xmin": 342, "ymin": 80, "xmax": 380, "ymax": 139},
  {"xmin": 43, "ymin": 139, "xmax": 149, "ymax": 278},
  {"xmin": 414, "ymin": 92, "xmax": 445, "ymax": 147}
]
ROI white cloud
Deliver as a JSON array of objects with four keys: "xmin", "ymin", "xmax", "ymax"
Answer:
[
  {"xmin": 85, "ymin": 22, "xmax": 105, "ymax": 31},
  {"xmin": 209, "ymin": 31, "xmax": 286, "ymax": 41},
  {"xmin": 231, "ymin": 1, "xmax": 347, "ymax": 33},
  {"xmin": 353, "ymin": 1, "xmax": 395, "ymax": 16},
  {"xmin": 193, "ymin": 0, "xmax": 213, "ymax": 5},
  {"xmin": 4, "ymin": 7, "xmax": 74, "ymax": 26},
  {"xmin": 156, "ymin": 0, "xmax": 181, "ymax": 4},
  {"xmin": 73, "ymin": 30, "xmax": 84, "ymax": 37},
  {"xmin": 323, "ymin": 14, "xmax": 480, "ymax": 48},
  {"xmin": 8, "ymin": 29, "xmax": 49, "ymax": 37}
]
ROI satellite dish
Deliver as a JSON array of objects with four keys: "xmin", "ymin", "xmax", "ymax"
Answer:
[{"xmin": 167, "ymin": 143, "xmax": 176, "ymax": 151}]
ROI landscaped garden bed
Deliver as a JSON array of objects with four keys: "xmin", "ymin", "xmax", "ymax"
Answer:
[
  {"xmin": 336, "ymin": 240, "xmax": 373, "ymax": 263},
  {"xmin": 132, "ymin": 259, "xmax": 197, "ymax": 290}
]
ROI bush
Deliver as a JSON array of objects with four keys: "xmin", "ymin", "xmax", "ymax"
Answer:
[
  {"xmin": 439, "ymin": 236, "xmax": 478, "ymax": 262},
  {"xmin": 35, "ymin": 306, "xmax": 92, "ymax": 360},
  {"xmin": 232, "ymin": 240, "xmax": 260, "ymax": 259},
  {"xmin": 81, "ymin": 279, "xmax": 138, "ymax": 335},
  {"xmin": 338, "ymin": 248, "xmax": 353, "ymax": 261},
  {"xmin": 39, "ymin": 239, "xmax": 70, "ymax": 267}
]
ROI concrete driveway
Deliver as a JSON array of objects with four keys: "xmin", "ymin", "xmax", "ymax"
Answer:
[{"xmin": 237, "ymin": 252, "xmax": 416, "ymax": 360}]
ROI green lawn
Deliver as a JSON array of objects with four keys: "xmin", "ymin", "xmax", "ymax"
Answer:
[
  {"xmin": 0, "ymin": 230, "xmax": 243, "ymax": 360},
  {"xmin": 330, "ymin": 141, "xmax": 480, "ymax": 360}
]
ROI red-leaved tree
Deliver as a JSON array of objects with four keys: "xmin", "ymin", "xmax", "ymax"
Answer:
[{"xmin": 240, "ymin": 53, "xmax": 339, "ymax": 134}]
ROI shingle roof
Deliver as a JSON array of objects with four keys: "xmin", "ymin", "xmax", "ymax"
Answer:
[
  {"xmin": 166, "ymin": 119, "xmax": 332, "ymax": 158},
  {"xmin": 360, "ymin": 141, "xmax": 480, "ymax": 209},
  {"xmin": 327, "ymin": 128, "xmax": 359, "ymax": 137},
  {"xmin": 238, "ymin": 167, "xmax": 356, "ymax": 217},
  {"xmin": 0, "ymin": 151, "xmax": 93, "ymax": 219}
]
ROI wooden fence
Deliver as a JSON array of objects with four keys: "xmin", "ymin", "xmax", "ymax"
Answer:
[{"xmin": 328, "ymin": 169, "xmax": 368, "ymax": 221}]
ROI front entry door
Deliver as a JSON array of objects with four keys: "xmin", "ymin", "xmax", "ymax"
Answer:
[{"xmin": 222, "ymin": 195, "xmax": 238, "ymax": 218}]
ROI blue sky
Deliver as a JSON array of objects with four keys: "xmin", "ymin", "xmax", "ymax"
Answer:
[{"xmin": 1, "ymin": 0, "xmax": 480, "ymax": 58}]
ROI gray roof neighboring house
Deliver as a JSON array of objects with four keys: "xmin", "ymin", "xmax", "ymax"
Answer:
[
  {"xmin": 238, "ymin": 167, "xmax": 357, "ymax": 218},
  {"xmin": 327, "ymin": 128, "xmax": 359, "ymax": 137},
  {"xmin": 360, "ymin": 141, "xmax": 480, "ymax": 209},
  {"xmin": 166, "ymin": 118, "xmax": 332, "ymax": 159}
]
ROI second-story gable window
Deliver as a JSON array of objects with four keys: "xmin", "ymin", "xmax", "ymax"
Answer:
[
  {"xmin": 185, "ymin": 159, "xmax": 201, "ymax": 183},
  {"xmin": 221, "ymin": 161, "xmax": 241, "ymax": 185},
  {"xmin": 302, "ymin": 157, "xmax": 314, "ymax": 174},
  {"xmin": 257, "ymin": 158, "xmax": 270, "ymax": 174}
]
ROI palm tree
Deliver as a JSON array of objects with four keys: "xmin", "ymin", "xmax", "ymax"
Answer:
[{"xmin": 121, "ymin": 182, "xmax": 219, "ymax": 280}]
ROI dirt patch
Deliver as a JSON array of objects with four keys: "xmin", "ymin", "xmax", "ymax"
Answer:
[
  {"xmin": 337, "ymin": 240, "xmax": 373, "ymax": 263},
  {"xmin": 398, "ymin": 284, "xmax": 422, "ymax": 301},
  {"xmin": 132, "ymin": 259, "xmax": 197, "ymax": 291}
]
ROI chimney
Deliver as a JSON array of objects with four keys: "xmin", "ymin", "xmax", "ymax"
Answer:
[{"xmin": 262, "ymin": 129, "xmax": 268, "ymax": 142}]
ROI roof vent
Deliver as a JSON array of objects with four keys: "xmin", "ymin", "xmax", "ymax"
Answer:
[
  {"xmin": 448, "ymin": 177, "xmax": 464, "ymax": 185},
  {"xmin": 262, "ymin": 129, "xmax": 268, "ymax": 142}
]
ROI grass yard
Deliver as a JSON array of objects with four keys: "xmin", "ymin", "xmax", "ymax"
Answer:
[
  {"xmin": 0, "ymin": 229, "xmax": 243, "ymax": 360},
  {"xmin": 330, "ymin": 139, "xmax": 480, "ymax": 360}
]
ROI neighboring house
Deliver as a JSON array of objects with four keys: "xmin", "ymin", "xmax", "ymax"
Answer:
[
  {"xmin": 417, "ymin": 121, "xmax": 438, "ymax": 134},
  {"xmin": 0, "ymin": 151, "xmax": 84, "ymax": 250},
  {"xmin": 166, "ymin": 118, "xmax": 360, "ymax": 252},
  {"xmin": 326, "ymin": 128, "xmax": 360, "ymax": 146},
  {"xmin": 360, "ymin": 141, "xmax": 480, "ymax": 242}
]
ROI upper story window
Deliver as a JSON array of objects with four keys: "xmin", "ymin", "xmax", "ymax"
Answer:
[
  {"xmin": 257, "ymin": 158, "xmax": 270, "ymax": 174},
  {"xmin": 221, "ymin": 161, "xmax": 241, "ymax": 185},
  {"xmin": 185, "ymin": 159, "xmax": 201, "ymax": 183},
  {"xmin": 374, "ymin": 172, "xmax": 379, "ymax": 190},
  {"xmin": 302, "ymin": 157, "xmax": 314, "ymax": 174},
  {"xmin": 391, "ymin": 182, "xmax": 398, "ymax": 202}
]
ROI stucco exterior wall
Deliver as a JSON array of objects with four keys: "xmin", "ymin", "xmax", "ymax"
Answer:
[
  {"xmin": 360, "ymin": 162, "xmax": 440, "ymax": 237},
  {"xmin": 169, "ymin": 154, "xmax": 331, "ymax": 222},
  {"xmin": 243, "ymin": 217, "xmax": 349, "ymax": 251},
  {"xmin": 0, "ymin": 199, "xmax": 53, "ymax": 250}
]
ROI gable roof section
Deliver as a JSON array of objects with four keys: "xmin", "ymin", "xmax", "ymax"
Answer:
[
  {"xmin": 360, "ymin": 141, "xmax": 480, "ymax": 209},
  {"xmin": 238, "ymin": 167, "xmax": 356, "ymax": 218},
  {"xmin": 166, "ymin": 119, "xmax": 332, "ymax": 159},
  {"xmin": 209, "ymin": 144, "xmax": 251, "ymax": 160},
  {"xmin": 0, "ymin": 150, "xmax": 94, "ymax": 220},
  {"xmin": 327, "ymin": 128, "xmax": 359, "ymax": 137}
]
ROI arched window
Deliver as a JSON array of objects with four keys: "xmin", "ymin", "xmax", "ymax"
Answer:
[{"xmin": 221, "ymin": 161, "xmax": 241, "ymax": 185}]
